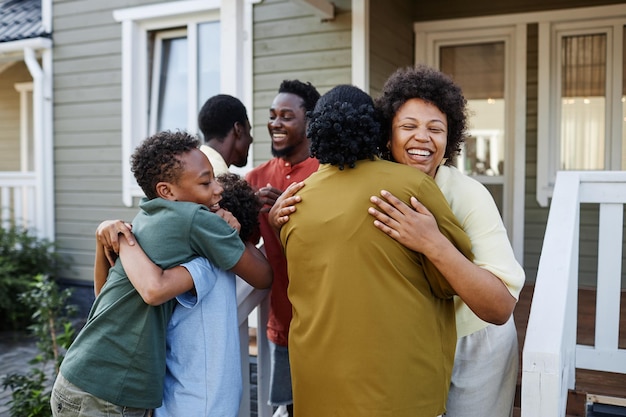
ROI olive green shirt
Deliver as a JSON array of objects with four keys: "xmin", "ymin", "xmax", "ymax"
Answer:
[{"xmin": 281, "ymin": 159, "xmax": 473, "ymax": 417}]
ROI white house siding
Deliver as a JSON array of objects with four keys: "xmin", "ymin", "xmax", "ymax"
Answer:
[
  {"xmin": 52, "ymin": 0, "xmax": 155, "ymax": 283},
  {"xmin": 0, "ymin": 62, "xmax": 29, "ymax": 171},
  {"xmin": 251, "ymin": 0, "xmax": 352, "ymax": 165}
]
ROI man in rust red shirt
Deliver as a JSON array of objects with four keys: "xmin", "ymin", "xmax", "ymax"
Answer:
[{"xmin": 246, "ymin": 79, "xmax": 320, "ymax": 417}]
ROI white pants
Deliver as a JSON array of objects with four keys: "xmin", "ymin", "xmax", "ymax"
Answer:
[{"xmin": 444, "ymin": 316, "xmax": 519, "ymax": 417}]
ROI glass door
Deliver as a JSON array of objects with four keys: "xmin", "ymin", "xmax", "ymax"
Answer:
[{"xmin": 440, "ymin": 42, "xmax": 507, "ymax": 214}]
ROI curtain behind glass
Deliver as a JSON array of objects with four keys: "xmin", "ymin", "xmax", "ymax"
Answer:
[{"xmin": 560, "ymin": 33, "xmax": 606, "ymax": 170}]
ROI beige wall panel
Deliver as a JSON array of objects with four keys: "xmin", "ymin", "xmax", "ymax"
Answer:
[{"xmin": 0, "ymin": 62, "xmax": 30, "ymax": 171}]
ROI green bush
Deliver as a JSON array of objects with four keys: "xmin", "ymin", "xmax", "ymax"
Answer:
[
  {"xmin": 2, "ymin": 274, "xmax": 76, "ymax": 417},
  {"xmin": 0, "ymin": 224, "xmax": 65, "ymax": 330}
]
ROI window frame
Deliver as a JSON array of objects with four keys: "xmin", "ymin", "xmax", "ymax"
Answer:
[
  {"xmin": 148, "ymin": 28, "xmax": 190, "ymax": 135},
  {"xmin": 113, "ymin": 0, "xmax": 251, "ymax": 206},
  {"xmin": 536, "ymin": 12, "xmax": 626, "ymax": 207}
]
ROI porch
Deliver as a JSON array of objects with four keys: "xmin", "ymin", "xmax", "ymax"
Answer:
[
  {"xmin": 236, "ymin": 170, "xmax": 626, "ymax": 417},
  {"xmin": 514, "ymin": 285, "xmax": 626, "ymax": 417},
  {"xmin": 0, "ymin": 172, "xmax": 38, "ymax": 232}
]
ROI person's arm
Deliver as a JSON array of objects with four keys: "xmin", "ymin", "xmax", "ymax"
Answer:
[
  {"xmin": 96, "ymin": 220, "xmax": 194, "ymax": 305},
  {"xmin": 94, "ymin": 236, "xmax": 113, "ymax": 297},
  {"xmin": 229, "ymin": 241, "xmax": 273, "ymax": 289},
  {"xmin": 255, "ymin": 183, "xmax": 284, "ymax": 213},
  {"xmin": 117, "ymin": 236, "xmax": 194, "ymax": 306},
  {"xmin": 96, "ymin": 220, "xmax": 135, "ymax": 265},
  {"xmin": 368, "ymin": 190, "xmax": 516, "ymax": 325}
]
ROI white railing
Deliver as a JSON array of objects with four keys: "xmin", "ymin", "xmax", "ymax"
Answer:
[
  {"xmin": 0, "ymin": 171, "xmax": 37, "ymax": 231},
  {"xmin": 522, "ymin": 171, "xmax": 626, "ymax": 417},
  {"xmin": 237, "ymin": 278, "xmax": 272, "ymax": 417}
]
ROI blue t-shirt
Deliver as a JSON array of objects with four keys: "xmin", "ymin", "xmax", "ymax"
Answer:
[{"xmin": 155, "ymin": 258, "xmax": 241, "ymax": 416}]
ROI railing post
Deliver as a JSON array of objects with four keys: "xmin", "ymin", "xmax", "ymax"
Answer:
[{"xmin": 522, "ymin": 171, "xmax": 580, "ymax": 417}]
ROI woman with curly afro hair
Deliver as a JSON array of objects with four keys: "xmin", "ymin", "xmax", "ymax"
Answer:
[
  {"xmin": 369, "ymin": 65, "xmax": 525, "ymax": 417},
  {"xmin": 277, "ymin": 84, "xmax": 475, "ymax": 417}
]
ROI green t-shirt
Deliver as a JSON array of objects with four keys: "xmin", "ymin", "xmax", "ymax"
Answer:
[{"xmin": 60, "ymin": 198, "xmax": 245, "ymax": 409}]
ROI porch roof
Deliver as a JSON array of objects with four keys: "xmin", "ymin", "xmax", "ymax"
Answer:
[{"xmin": 0, "ymin": 0, "xmax": 49, "ymax": 43}]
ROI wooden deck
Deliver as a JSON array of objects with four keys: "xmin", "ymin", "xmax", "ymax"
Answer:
[{"xmin": 513, "ymin": 284, "xmax": 626, "ymax": 416}]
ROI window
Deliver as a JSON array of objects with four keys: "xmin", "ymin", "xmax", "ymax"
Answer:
[
  {"xmin": 113, "ymin": 0, "xmax": 250, "ymax": 206},
  {"xmin": 536, "ymin": 11, "xmax": 626, "ymax": 206},
  {"xmin": 148, "ymin": 23, "xmax": 221, "ymax": 134},
  {"xmin": 440, "ymin": 42, "xmax": 507, "ymax": 212}
]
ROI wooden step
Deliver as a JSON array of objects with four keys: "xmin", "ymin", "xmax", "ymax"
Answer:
[{"xmin": 513, "ymin": 285, "xmax": 626, "ymax": 417}]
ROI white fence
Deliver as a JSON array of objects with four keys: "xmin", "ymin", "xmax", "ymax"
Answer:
[
  {"xmin": 0, "ymin": 171, "xmax": 37, "ymax": 231},
  {"xmin": 522, "ymin": 171, "xmax": 626, "ymax": 417}
]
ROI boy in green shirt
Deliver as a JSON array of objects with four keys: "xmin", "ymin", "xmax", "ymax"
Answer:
[{"xmin": 51, "ymin": 130, "xmax": 271, "ymax": 417}]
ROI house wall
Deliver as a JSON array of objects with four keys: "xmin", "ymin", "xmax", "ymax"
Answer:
[
  {"xmin": 52, "ymin": 0, "xmax": 153, "ymax": 284},
  {"xmin": 368, "ymin": 0, "xmax": 414, "ymax": 97},
  {"xmin": 0, "ymin": 62, "xmax": 30, "ymax": 171},
  {"xmin": 251, "ymin": 0, "xmax": 352, "ymax": 165},
  {"xmin": 50, "ymin": 0, "xmax": 353, "ymax": 288},
  {"xmin": 49, "ymin": 0, "xmax": 625, "ymax": 291},
  {"xmin": 523, "ymin": 24, "xmax": 543, "ymax": 283}
]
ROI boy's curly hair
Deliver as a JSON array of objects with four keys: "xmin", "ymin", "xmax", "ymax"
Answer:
[
  {"xmin": 307, "ymin": 84, "xmax": 383, "ymax": 170},
  {"xmin": 278, "ymin": 79, "xmax": 321, "ymax": 113},
  {"xmin": 131, "ymin": 130, "xmax": 200, "ymax": 200},
  {"xmin": 375, "ymin": 65, "xmax": 469, "ymax": 164},
  {"xmin": 217, "ymin": 173, "xmax": 261, "ymax": 242}
]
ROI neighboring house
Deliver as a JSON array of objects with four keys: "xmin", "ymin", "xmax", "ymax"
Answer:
[
  {"xmin": 0, "ymin": 0, "xmax": 52, "ymax": 240},
  {"xmin": 0, "ymin": 0, "xmax": 625, "ymax": 414}
]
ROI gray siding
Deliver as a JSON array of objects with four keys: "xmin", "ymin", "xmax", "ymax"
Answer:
[
  {"xmin": 52, "ymin": 0, "xmax": 155, "ymax": 282},
  {"xmin": 369, "ymin": 0, "xmax": 414, "ymax": 98},
  {"xmin": 0, "ymin": 62, "xmax": 30, "ymax": 171},
  {"xmin": 523, "ymin": 23, "xmax": 543, "ymax": 284},
  {"xmin": 251, "ymin": 0, "xmax": 352, "ymax": 165}
]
